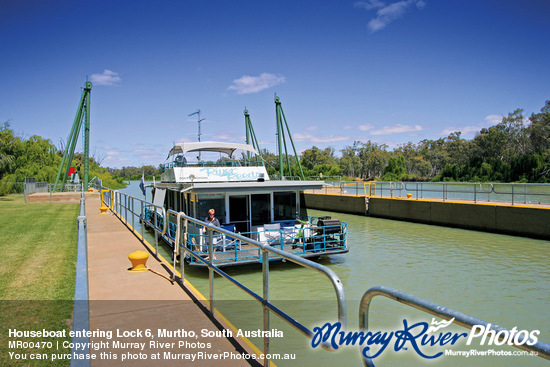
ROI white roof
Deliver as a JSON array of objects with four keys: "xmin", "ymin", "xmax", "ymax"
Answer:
[{"xmin": 167, "ymin": 141, "xmax": 259, "ymax": 159}]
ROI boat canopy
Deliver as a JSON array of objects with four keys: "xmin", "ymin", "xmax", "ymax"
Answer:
[{"xmin": 167, "ymin": 141, "xmax": 259, "ymax": 159}]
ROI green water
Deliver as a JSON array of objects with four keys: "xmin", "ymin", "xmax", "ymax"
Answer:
[{"xmin": 121, "ymin": 182, "xmax": 549, "ymax": 366}]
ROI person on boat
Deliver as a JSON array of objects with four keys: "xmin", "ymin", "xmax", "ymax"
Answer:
[{"xmin": 204, "ymin": 209, "xmax": 220, "ymax": 227}]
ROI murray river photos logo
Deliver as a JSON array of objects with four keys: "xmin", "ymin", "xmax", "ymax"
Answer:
[{"xmin": 310, "ymin": 318, "xmax": 540, "ymax": 360}]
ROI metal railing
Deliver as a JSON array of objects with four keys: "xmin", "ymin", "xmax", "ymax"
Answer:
[
  {"xmin": 325, "ymin": 181, "xmax": 550, "ymax": 205},
  {"xmin": 359, "ymin": 286, "xmax": 550, "ymax": 366},
  {"xmin": 101, "ymin": 190, "xmax": 167, "ymax": 255},
  {"xmin": 161, "ymin": 159, "xmax": 264, "ymax": 172},
  {"xmin": 70, "ymin": 191, "xmax": 91, "ymax": 367},
  {"xmin": 100, "ymin": 188, "xmax": 347, "ymax": 366},
  {"xmin": 173, "ymin": 214, "xmax": 346, "ymax": 365}
]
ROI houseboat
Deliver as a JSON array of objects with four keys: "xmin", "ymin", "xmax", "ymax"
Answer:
[{"xmin": 147, "ymin": 141, "xmax": 348, "ymax": 267}]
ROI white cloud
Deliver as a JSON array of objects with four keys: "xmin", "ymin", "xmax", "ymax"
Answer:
[
  {"xmin": 371, "ymin": 124, "xmax": 423, "ymax": 135},
  {"xmin": 355, "ymin": 0, "xmax": 426, "ymax": 33},
  {"xmin": 440, "ymin": 114, "xmax": 503, "ymax": 137},
  {"xmin": 228, "ymin": 73, "xmax": 286, "ymax": 94},
  {"xmin": 89, "ymin": 69, "xmax": 121, "ymax": 86},
  {"xmin": 358, "ymin": 124, "xmax": 374, "ymax": 131},
  {"xmin": 294, "ymin": 132, "xmax": 350, "ymax": 143}
]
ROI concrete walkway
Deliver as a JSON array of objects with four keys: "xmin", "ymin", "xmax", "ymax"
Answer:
[{"xmin": 85, "ymin": 197, "xmax": 259, "ymax": 366}]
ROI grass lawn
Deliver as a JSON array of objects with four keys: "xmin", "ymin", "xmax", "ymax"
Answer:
[{"xmin": 0, "ymin": 194, "xmax": 79, "ymax": 366}]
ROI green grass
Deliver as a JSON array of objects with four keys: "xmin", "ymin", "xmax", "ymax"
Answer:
[{"xmin": 0, "ymin": 194, "xmax": 79, "ymax": 366}]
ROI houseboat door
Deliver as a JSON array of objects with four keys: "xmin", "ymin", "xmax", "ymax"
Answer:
[{"xmin": 229, "ymin": 195, "xmax": 249, "ymax": 233}]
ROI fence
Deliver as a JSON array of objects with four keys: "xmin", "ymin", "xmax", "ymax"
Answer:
[
  {"xmin": 0, "ymin": 178, "xmax": 85, "ymax": 201},
  {"xmin": 309, "ymin": 181, "xmax": 550, "ymax": 205}
]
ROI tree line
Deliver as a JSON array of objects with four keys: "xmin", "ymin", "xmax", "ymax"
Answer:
[
  {"xmin": 0, "ymin": 122, "xmax": 125, "ymax": 195},
  {"xmin": 267, "ymin": 100, "xmax": 550, "ymax": 183},
  {"xmin": 2, "ymin": 100, "xmax": 549, "ymax": 194}
]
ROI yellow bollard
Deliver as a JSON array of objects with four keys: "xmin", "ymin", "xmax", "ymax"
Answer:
[
  {"xmin": 128, "ymin": 250, "xmax": 149, "ymax": 272},
  {"xmin": 99, "ymin": 189, "xmax": 109, "ymax": 214}
]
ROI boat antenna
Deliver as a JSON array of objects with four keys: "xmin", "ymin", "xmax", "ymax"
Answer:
[{"xmin": 188, "ymin": 109, "xmax": 205, "ymax": 160}]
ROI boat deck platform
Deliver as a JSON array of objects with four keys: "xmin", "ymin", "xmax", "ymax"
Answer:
[{"xmin": 84, "ymin": 196, "xmax": 260, "ymax": 366}]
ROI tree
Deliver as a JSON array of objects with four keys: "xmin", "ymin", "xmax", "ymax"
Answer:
[
  {"xmin": 418, "ymin": 138, "xmax": 447, "ymax": 176},
  {"xmin": 0, "ymin": 122, "xmax": 20, "ymax": 179},
  {"xmin": 382, "ymin": 156, "xmax": 407, "ymax": 181},
  {"xmin": 528, "ymin": 100, "xmax": 550, "ymax": 152},
  {"xmin": 300, "ymin": 146, "xmax": 337, "ymax": 170},
  {"xmin": 340, "ymin": 141, "xmax": 363, "ymax": 178},
  {"xmin": 358, "ymin": 141, "xmax": 389, "ymax": 179},
  {"xmin": 501, "ymin": 109, "xmax": 530, "ymax": 158}
]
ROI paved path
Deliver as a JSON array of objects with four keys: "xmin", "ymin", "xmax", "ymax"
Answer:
[{"xmin": 85, "ymin": 197, "xmax": 258, "ymax": 366}]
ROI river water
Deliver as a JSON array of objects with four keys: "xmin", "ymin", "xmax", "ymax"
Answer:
[{"xmin": 121, "ymin": 181, "xmax": 549, "ymax": 366}]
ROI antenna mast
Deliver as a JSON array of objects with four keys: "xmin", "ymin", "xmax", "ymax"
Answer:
[
  {"xmin": 188, "ymin": 109, "xmax": 205, "ymax": 159},
  {"xmin": 188, "ymin": 109, "xmax": 205, "ymax": 142}
]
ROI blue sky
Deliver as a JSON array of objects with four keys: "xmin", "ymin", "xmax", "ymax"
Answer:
[{"xmin": 1, "ymin": 0, "xmax": 549, "ymax": 168}]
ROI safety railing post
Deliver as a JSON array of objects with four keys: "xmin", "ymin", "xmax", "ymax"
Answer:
[
  {"xmin": 180, "ymin": 218, "xmax": 187, "ymax": 284},
  {"xmin": 208, "ymin": 227, "xmax": 214, "ymax": 316},
  {"xmin": 123, "ymin": 194, "xmax": 127, "ymax": 223},
  {"xmin": 154, "ymin": 212, "xmax": 159, "ymax": 255},
  {"xmin": 512, "ymin": 184, "xmax": 514, "ymax": 205},
  {"xmin": 262, "ymin": 250, "xmax": 270, "ymax": 367}
]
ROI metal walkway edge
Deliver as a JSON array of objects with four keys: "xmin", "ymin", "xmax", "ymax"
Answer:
[{"xmin": 85, "ymin": 197, "xmax": 258, "ymax": 366}]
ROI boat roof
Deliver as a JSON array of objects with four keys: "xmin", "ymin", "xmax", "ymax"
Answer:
[
  {"xmin": 167, "ymin": 141, "xmax": 259, "ymax": 159},
  {"xmin": 154, "ymin": 180, "xmax": 324, "ymax": 192}
]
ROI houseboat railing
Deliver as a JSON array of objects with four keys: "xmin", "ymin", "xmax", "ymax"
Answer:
[
  {"xmin": 99, "ymin": 188, "xmax": 347, "ymax": 366},
  {"xmin": 359, "ymin": 285, "xmax": 550, "ymax": 366},
  {"xmin": 161, "ymin": 159, "xmax": 264, "ymax": 172}
]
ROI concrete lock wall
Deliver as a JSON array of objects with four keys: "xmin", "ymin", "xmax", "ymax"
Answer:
[
  {"xmin": 304, "ymin": 193, "xmax": 550, "ymax": 239},
  {"xmin": 368, "ymin": 197, "xmax": 550, "ymax": 239},
  {"xmin": 304, "ymin": 193, "xmax": 367, "ymax": 215}
]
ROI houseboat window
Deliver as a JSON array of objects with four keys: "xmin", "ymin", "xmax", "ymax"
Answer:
[
  {"xmin": 274, "ymin": 192, "xmax": 296, "ymax": 221},
  {"xmin": 198, "ymin": 193, "xmax": 225, "ymax": 223},
  {"xmin": 251, "ymin": 194, "xmax": 270, "ymax": 226}
]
